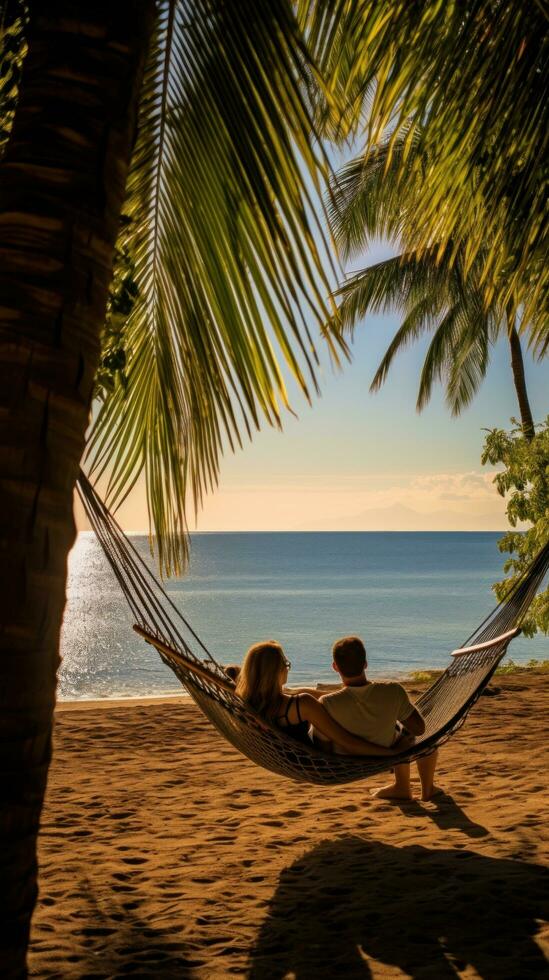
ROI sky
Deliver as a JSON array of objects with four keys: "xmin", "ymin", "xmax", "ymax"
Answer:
[{"xmin": 75, "ymin": 230, "xmax": 547, "ymax": 534}]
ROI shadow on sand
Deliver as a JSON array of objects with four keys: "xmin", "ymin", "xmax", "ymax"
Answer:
[
  {"xmin": 386, "ymin": 789, "xmax": 490, "ymax": 839},
  {"xmin": 248, "ymin": 835, "xmax": 548, "ymax": 979}
]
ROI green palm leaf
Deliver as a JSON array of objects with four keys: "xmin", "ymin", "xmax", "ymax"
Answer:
[
  {"xmin": 86, "ymin": 0, "xmax": 345, "ymax": 575},
  {"xmin": 445, "ymin": 319, "xmax": 491, "ymax": 417},
  {"xmin": 336, "ymin": 245, "xmax": 500, "ymax": 413},
  {"xmin": 328, "ymin": 130, "xmax": 422, "ymax": 260}
]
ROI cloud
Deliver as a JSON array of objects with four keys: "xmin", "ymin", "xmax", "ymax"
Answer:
[{"xmin": 408, "ymin": 471, "xmax": 498, "ymax": 506}]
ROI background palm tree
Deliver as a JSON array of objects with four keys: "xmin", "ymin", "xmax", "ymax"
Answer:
[
  {"xmin": 299, "ymin": 0, "xmax": 548, "ymax": 334},
  {"xmin": 0, "ymin": 2, "xmax": 342, "ymax": 973},
  {"xmin": 329, "ymin": 134, "xmax": 542, "ymax": 439}
]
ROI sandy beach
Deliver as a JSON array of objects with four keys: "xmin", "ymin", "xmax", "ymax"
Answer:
[{"xmin": 29, "ymin": 671, "xmax": 549, "ymax": 978}]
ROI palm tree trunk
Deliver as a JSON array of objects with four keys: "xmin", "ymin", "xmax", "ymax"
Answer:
[
  {"xmin": 0, "ymin": 4, "xmax": 154, "ymax": 975},
  {"xmin": 507, "ymin": 314, "xmax": 535, "ymax": 441}
]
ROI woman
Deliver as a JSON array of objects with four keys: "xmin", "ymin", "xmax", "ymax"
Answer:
[{"xmin": 235, "ymin": 640, "xmax": 409, "ymax": 756}]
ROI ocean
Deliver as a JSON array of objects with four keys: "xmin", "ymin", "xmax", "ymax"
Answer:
[{"xmin": 59, "ymin": 531, "xmax": 547, "ymax": 701}]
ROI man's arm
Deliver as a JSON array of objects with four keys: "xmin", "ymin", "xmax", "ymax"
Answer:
[
  {"xmin": 283, "ymin": 686, "xmax": 325, "ymax": 698},
  {"xmin": 399, "ymin": 705, "xmax": 425, "ymax": 736},
  {"xmin": 303, "ymin": 695, "xmax": 399, "ymax": 756},
  {"xmin": 310, "ymin": 727, "xmax": 333, "ymax": 752}
]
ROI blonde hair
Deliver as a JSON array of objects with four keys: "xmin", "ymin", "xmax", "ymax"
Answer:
[{"xmin": 235, "ymin": 641, "xmax": 286, "ymax": 716}]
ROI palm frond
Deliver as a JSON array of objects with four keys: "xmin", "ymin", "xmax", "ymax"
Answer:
[
  {"xmin": 297, "ymin": 0, "xmax": 375, "ymax": 140},
  {"xmin": 445, "ymin": 319, "xmax": 491, "ymax": 417},
  {"xmin": 524, "ymin": 270, "xmax": 549, "ymax": 358},
  {"xmin": 336, "ymin": 243, "xmax": 502, "ymax": 412},
  {"xmin": 86, "ymin": 0, "xmax": 345, "ymax": 575},
  {"xmin": 337, "ymin": 250, "xmax": 443, "ymax": 330},
  {"xmin": 416, "ymin": 304, "xmax": 463, "ymax": 412},
  {"xmin": 369, "ymin": 296, "xmax": 441, "ymax": 395},
  {"xmin": 328, "ymin": 129, "xmax": 421, "ymax": 259}
]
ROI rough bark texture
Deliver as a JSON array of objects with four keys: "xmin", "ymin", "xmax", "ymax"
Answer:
[
  {"xmin": 0, "ymin": 4, "xmax": 154, "ymax": 975},
  {"xmin": 508, "ymin": 321, "xmax": 535, "ymax": 441}
]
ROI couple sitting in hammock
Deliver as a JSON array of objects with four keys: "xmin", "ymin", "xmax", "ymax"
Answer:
[{"xmin": 231, "ymin": 635, "xmax": 439, "ymax": 801}]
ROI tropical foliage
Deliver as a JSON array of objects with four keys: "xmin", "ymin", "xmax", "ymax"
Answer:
[
  {"xmin": 84, "ymin": 0, "xmax": 345, "ymax": 574},
  {"xmin": 300, "ymin": 1, "xmax": 548, "ymax": 336},
  {"xmin": 482, "ymin": 419, "xmax": 549, "ymax": 637}
]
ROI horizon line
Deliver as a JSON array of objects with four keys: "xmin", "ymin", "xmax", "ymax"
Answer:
[{"xmin": 77, "ymin": 527, "xmax": 511, "ymax": 536}]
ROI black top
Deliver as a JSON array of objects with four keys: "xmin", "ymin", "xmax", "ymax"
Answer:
[{"xmin": 275, "ymin": 695, "xmax": 311, "ymax": 745}]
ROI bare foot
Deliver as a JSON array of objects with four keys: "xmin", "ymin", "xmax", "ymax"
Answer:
[
  {"xmin": 371, "ymin": 783, "xmax": 413, "ymax": 801},
  {"xmin": 421, "ymin": 784, "xmax": 444, "ymax": 802}
]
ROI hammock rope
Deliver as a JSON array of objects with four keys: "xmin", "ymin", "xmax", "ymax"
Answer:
[{"xmin": 76, "ymin": 470, "xmax": 549, "ymax": 785}]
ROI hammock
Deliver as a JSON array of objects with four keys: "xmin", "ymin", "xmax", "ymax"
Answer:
[{"xmin": 76, "ymin": 471, "xmax": 549, "ymax": 786}]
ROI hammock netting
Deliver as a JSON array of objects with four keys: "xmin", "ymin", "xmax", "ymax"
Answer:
[{"xmin": 76, "ymin": 470, "xmax": 549, "ymax": 785}]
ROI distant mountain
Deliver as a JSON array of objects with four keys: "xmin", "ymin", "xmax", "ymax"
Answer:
[{"xmin": 296, "ymin": 502, "xmax": 512, "ymax": 532}]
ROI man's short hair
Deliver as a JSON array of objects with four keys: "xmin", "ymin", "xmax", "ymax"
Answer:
[{"xmin": 332, "ymin": 635, "xmax": 367, "ymax": 677}]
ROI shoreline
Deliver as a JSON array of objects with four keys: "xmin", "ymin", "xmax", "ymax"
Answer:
[
  {"xmin": 55, "ymin": 675, "xmax": 415, "ymax": 710},
  {"xmin": 56, "ymin": 659, "xmax": 547, "ymax": 711}
]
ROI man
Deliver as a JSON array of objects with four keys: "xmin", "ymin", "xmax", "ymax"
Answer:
[{"xmin": 316, "ymin": 635, "xmax": 439, "ymax": 801}]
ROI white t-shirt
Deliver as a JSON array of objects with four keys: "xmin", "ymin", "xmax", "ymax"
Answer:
[{"xmin": 321, "ymin": 682, "xmax": 416, "ymax": 749}]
